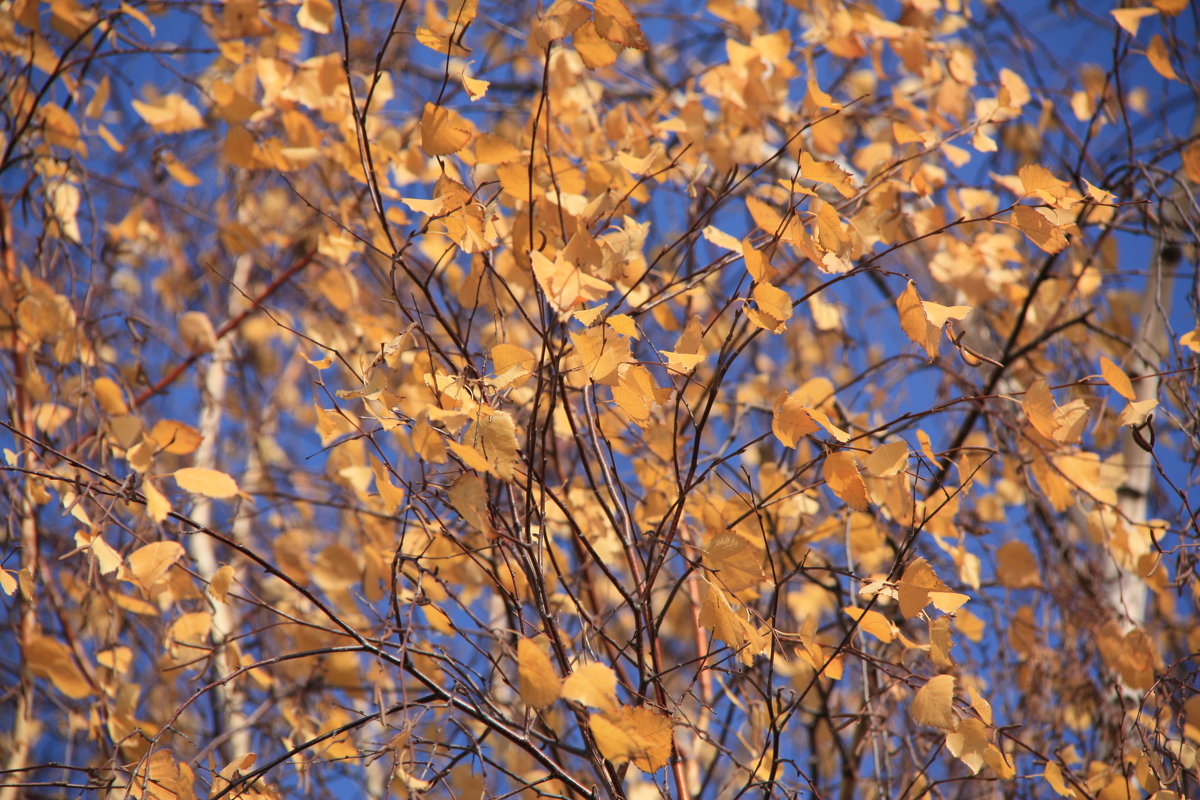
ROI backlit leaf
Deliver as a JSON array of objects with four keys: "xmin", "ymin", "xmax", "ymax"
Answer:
[
  {"xmin": 589, "ymin": 706, "xmax": 674, "ymax": 773},
  {"xmin": 174, "ymin": 467, "xmax": 240, "ymax": 499},
  {"xmin": 518, "ymin": 638, "xmax": 561, "ymax": 709},
  {"xmin": 562, "ymin": 662, "xmax": 619, "ymax": 712},
  {"xmin": 911, "ymin": 674, "xmax": 958, "ymax": 730}
]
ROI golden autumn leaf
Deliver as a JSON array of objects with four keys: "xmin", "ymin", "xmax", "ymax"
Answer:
[
  {"xmin": 420, "ymin": 103, "xmax": 472, "ymax": 156},
  {"xmin": 209, "ymin": 564, "xmax": 235, "ymax": 603},
  {"xmin": 174, "ymin": 467, "xmax": 240, "ymax": 499},
  {"xmin": 26, "ymin": 635, "xmax": 93, "ymax": 698},
  {"xmin": 911, "ymin": 674, "xmax": 958, "ymax": 730},
  {"xmin": 561, "ymin": 662, "xmax": 619, "ymax": 712},
  {"xmin": 1099, "ymin": 356, "xmax": 1136, "ymax": 401},
  {"xmin": 297, "ymin": 0, "xmax": 334, "ymax": 34},
  {"xmin": 589, "ymin": 706, "xmax": 674, "ymax": 773},
  {"xmin": 125, "ymin": 540, "xmax": 185, "ymax": 592},
  {"xmin": 703, "ymin": 532, "xmax": 764, "ymax": 593},
  {"xmin": 865, "ymin": 440, "xmax": 909, "ymax": 477},
  {"xmin": 843, "ymin": 606, "xmax": 897, "ymax": 643},
  {"xmin": 1012, "ymin": 205, "xmax": 1068, "ymax": 253},
  {"xmin": 746, "ymin": 281, "xmax": 792, "ymax": 333},
  {"xmin": 824, "ymin": 451, "xmax": 869, "ymax": 511},
  {"xmin": 447, "ymin": 472, "xmax": 494, "ymax": 538},
  {"xmin": 517, "ymin": 638, "xmax": 561, "ymax": 709},
  {"xmin": 132, "ymin": 92, "xmax": 204, "ymax": 133},
  {"xmin": 995, "ymin": 540, "xmax": 1041, "ymax": 589},
  {"xmin": 1146, "ymin": 34, "xmax": 1181, "ymax": 81},
  {"xmin": 592, "ymin": 0, "xmax": 648, "ymax": 50},
  {"xmin": 947, "ymin": 717, "xmax": 989, "ymax": 774},
  {"xmin": 148, "ymin": 419, "xmax": 203, "ymax": 455}
]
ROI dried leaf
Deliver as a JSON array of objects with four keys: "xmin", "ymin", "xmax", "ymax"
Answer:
[{"xmin": 517, "ymin": 638, "xmax": 561, "ymax": 709}]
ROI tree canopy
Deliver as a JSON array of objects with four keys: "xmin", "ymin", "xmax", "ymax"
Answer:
[{"xmin": 2, "ymin": 1, "xmax": 1199, "ymax": 799}]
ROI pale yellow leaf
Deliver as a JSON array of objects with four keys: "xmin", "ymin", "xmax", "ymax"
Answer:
[
  {"xmin": 1100, "ymin": 356, "xmax": 1136, "ymax": 401},
  {"xmin": 561, "ymin": 663, "xmax": 619, "ymax": 712},
  {"xmin": 174, "ymin": 467, "xmax": 240, "ymax": 499}
]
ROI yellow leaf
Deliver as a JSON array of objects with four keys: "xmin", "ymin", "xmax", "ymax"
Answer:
[
  {"xmin": 474, "ymin": 411, "xmax": 519, "ymax": 479},
  {"xmin": 210, "ymin": 564, "xmax": 234, "ymax": 603},
  {"xmin": 297, "ymin": 0, "xmax": 334, "ymax": 34},
  {"xmin": 897, "ymin": 558, "xmax": 950, "ymax": 618},
  {"xmin": 1118, "ymin": 397, "xmax": 1158, "ymax": 427},
  {"xmin": 772, "ymin": 391, "xmax": 820, "ymax": 448},
  {"xmin": 946, "ymin": 717, "xmax": 989, "ymax": 774},
  {"xmin": 448, "ymin": 472, "xmax": 494, "ymax": 538},
  {"xmin": 865, "ymin": 441, "xmax": 908, "ymax": 477},
  {"xmin": 93, "ymin": 376, "xmax": 128, "ymax": 415},
  {"xmin": 911, "ymin": 674, "xmax": 958, "ymax": 730},
  {"xmin": 518, "ymin": 638, "xmax": 561, "ymax": 709},
  {"xmin": 701, "ymin": 225, "xmax": 742, "ymax": 252},
  {"xmin": 896, "ymin": 280, "xmax": 938, "ymax": 360},
  {"xmin": 0, "ymin": 570, "xmax": 15, "ymax": 596},
  {"xmin": 928, "ymin": 615, "xmax": 955, "ymax": 668},
  {"xmin": 1146, "ymin": 34, "xmax": 1180, "ymax": 81},
  {"xmin": 606, "ymin": 313, "xmax": 639, "ymax": 339},
  {"xmin": 26, "ymin": 635, "xmax": 93, "ymax": 698},
  {"xmin": 74, "ymin": 530, "xmax": 121, "ymax": 575},
  {"xmin": 126, "ymin": 540, "xmax": 185, "ymax": 591},
  {"xmin": 1179, "ymin": 326, "xmax": 1200, "ymax": 353},
  {"xmin": 148, "ymin": 419, "xmax": 203, "ymax": 455},
  {"xmin": 1043, "ymin": 761, "xmax": 1077, "ymax": 798},
  {"xmin": 575, "ymin": 19, "xmax": 621, "ymax": 68},
  {"xmin": 698, "ymin": 582, "xmax": 766, "ymax": 663},
  {"xmin": 589, "ymin": 706, "xmax": 674, "ymax": 773},
  {"xmin": 420, "ymin": 103, "xmax": 472, "ymax": 156},
  {"xmin": 132, "ymin": 92, "xmax": 204, "ymax": 134},
  {"xmin": 843, "ymin": 606, "xmax": 896, "ymax": 642},
  {"xmin": 748, "ymin": 281, "xmax": 792, "ymax": 333},
  {"xmin": 161, "ymin": 151, "xmax": 200, "ymax": 187},
  {"xmin": 593, "ymin": 0, "xmax": 648, "ymax": 50},
  {"xmin": 561, "ymin": 663, "xmax": 619, "ymax": 712},
  {"xmin": 532, "ymin": 250, "xmax": 613, "ymax": 313},
  {"xmin": 1022, "ymin": 378, "xmax": 1059, "ymax": 439},
  {"xmin": 985, "ymin": 744, "xmax": 1016, "ymax": 778},
  {"xmin": 367, "ymin": 455, "xmax": 405, "ymax": 512},
  {"xmin": 703, "ymin": 532, "xmax": 764, "ymax": 593},
  {"xmin": 492, "ymin": 343, "xmax": 536, "ymax": 387},
  {"xmin": 1012, "ymin": 205, "xmax": 1068, "ymax": 253},
  {"xmin": 1100, "ymin": 356, "xmax": 1135, "ymax": 401},
  {"xmin": 1110, "ymin": 7, "xmax": 1156, "ymax": 36},
  {"xmin": 178, "ymin": 310, "xmax": 217, "ymax": 353},
  {"xmin": 824, "ymin": 451, "xmax": 869, "ymax": 511},
  {"xmin": 996, "ymin": 540, "xmax": 1041, "ymax": 589},
  {"xmin": 461, "ymin": 69, "xmax": 489, "ymax": 101},
  {"xmin": 1183, "ymin": 142, "xmax": 1200, "ymax": 184},
  {"xmin": 571, "ymin": 326, "xmax": 629, "ymax": 385},
  {"xmin": 174, "ymin": 467, "xmax": 240, "ymax": 499}
]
